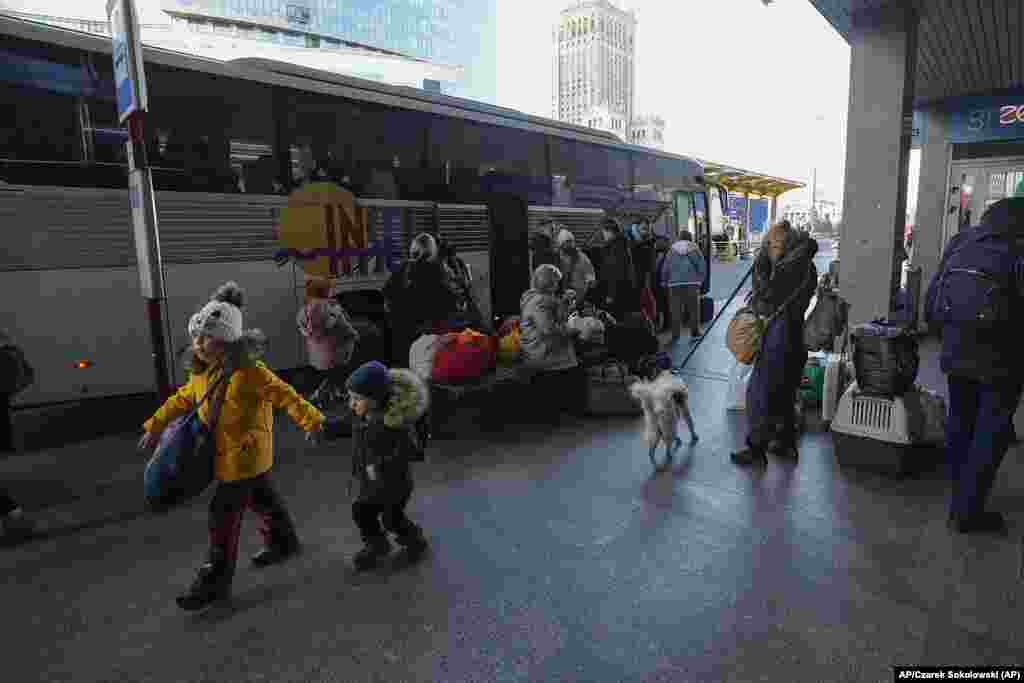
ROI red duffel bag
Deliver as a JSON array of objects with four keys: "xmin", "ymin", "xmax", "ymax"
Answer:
[{"xmin": 430, "ymin": 329, "xmax": 496, "ymax": 384}]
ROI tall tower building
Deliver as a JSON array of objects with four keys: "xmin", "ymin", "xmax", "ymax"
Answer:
[{"xmin": 552, "ymin": 0, "xmax": 636, "ymax": 140}]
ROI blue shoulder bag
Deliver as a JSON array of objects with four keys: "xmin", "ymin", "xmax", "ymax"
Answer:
[{"xmin": 144, "ymin": 370, "xmax": 232, "ymax": 511}]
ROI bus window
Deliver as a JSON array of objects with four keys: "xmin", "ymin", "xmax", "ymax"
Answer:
[
  {"xmin": 548, "ymin": 136, "xmax": 630, "ymax": 208},
  {"xmin": 632, "ymin": 152, "xmax": 685, "ymax": 198},
  {"xmin": 0, "ymin": 37, "xmax": 101, "ymax": 186},
  {"xmin": 283, "ymin": 90, "xmax": 428, "ymax": 199},
  {"xmin": 428, "ymin": 115, "xmax": 548, "ymax": 204}
]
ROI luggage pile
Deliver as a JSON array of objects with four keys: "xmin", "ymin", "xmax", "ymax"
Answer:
[{"xmin": 830, "ymin": 318, "xmax": 947, "ymax": 477}]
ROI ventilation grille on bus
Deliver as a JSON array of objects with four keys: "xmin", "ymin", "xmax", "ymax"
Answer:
[
  {"xmin": 0, "ymin": 185, "xmax": 286, "ymax": 270},
  {"xmin": 437, "ymin": 205, "xmax": 489, "ymax": 253},
  {"xmin": 527, "ymin": 207, "xmax": 605, "ymax": 246}
]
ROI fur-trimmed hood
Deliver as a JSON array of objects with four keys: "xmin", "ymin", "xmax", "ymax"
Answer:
[{"xmin": 380, "ymin": 367, "xmax": 430, "ymax": 430}]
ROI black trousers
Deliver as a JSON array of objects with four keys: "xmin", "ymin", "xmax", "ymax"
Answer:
[
  {"xmin": 351, "ymin": 489, "xmax": 420, "ymax": 544},
  {"xmin": 1, "ymin": 392, "xmax": 13, "ymax": 453},
  {"xmin": 946, "ymin": 376, "xmax": 1022, "ymax": 519},
  {"xmin": 207, "ymin": 473, "xmax": 299, "ymax": 580}
]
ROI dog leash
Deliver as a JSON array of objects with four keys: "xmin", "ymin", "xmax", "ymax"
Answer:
[{"xmin": 672, "ymin": 249, "xmax": 760, "ymax": 375}]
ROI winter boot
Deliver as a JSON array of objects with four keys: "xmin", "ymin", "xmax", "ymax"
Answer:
[
  {"xmin": 251, "ymin": 537, "xmax": 302, "ymax": 568},
  {"xmin": 730, "ymin": 440, "xmax": 768, "ymax": 467},
  {"xmin": 948, "ymin": 510, "xmax": 1007, "ymax": 535},
  {"xmin": 767, "ymin": 439, "xmax": 799, "ymax": 460},
  {"xmin": 176, "ymin": 551, "xmax": 231, "ymax": 611},
  {"xmin": 395, "ymin": 526, "xmax": 428, "ymax": 561},
  {"xmin": 252, "ymin": 499, "xmax": 302, "ymax": 568},
  {"xmin": 353, "ymin": 536, "xmax": 392, "ymax": 571},
  {"xmin": 1, "ymin": 508, "xmax": 36, "ymax": 542}
]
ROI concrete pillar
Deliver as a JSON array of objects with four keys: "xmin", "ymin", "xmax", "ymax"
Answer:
[
  {"xmin": 770, "ymin": 196, "xmax": 778, "ymax": 223},
  {"xmin": 839, "ymin": 6, "xmax": 919, "ymax": 327},
  {"xmin": 912, "ymin": 107, "xmax": 951, "ymax": 322}
]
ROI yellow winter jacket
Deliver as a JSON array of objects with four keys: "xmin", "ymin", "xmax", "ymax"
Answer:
[{"xmin": 143, "ymin": 361, "xmax": 324, "ymax": 482}]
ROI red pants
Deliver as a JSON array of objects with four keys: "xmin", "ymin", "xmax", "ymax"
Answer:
[{"xmin": 207, "ymin": 473, "xmax": 298, "ymax": 581}]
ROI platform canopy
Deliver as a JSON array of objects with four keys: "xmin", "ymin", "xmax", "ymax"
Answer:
[
  {"xmin": 698, "ymin": 159, "xmax": 806, "ymax": 199},
  {"xmin": 810, "ymin": 0, "xmax": 1024, "ymax": 106}
]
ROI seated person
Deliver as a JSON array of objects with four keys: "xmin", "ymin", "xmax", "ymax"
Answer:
[
  {"xmin": 519, "ymin": 264, "xmax": 586, "ymax": 416},
  {"xmin": 382, "ymin": 233, "xmax": 458, "ymax": 365}
]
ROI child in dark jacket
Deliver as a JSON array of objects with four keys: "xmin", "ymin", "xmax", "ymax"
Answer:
[{"xmin": 320, "ymin": 361, "xmax": 430, "ymax": 570}]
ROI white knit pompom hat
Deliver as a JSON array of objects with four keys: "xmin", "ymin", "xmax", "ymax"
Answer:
[{"xmin": 188, "ymin": 281, "xmax": 244, "ymax": 343}]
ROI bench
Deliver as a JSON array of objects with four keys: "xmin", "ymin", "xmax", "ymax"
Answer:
[{"xmin": 425, "ymin": 343, "xmax": 628, "ymax": 438}]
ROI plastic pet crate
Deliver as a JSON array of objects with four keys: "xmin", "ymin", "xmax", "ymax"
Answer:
[{"xmin": 830, "ymin": 382, "xmax": 942, "ymax": 477}]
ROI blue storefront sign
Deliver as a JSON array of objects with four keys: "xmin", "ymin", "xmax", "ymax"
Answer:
[{"xmin": 949, "ymin": 95, "xmax": 1024, "ymax": 144}]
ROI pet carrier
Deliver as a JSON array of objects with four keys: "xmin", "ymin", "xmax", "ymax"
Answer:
[{"xmin": 830, "ymin": 382, "xmax": 942, "ymax": 477}]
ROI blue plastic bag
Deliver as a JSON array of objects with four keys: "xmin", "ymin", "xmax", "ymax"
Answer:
[{"xmin": 143, "ymin": 414, "xmax": 215, "ymax": 510}]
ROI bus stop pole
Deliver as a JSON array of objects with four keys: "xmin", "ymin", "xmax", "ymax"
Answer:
[
  {"xmin": 109, "ymin": 0, "xmax": 172, "ymax": 401},
  {"xmin": 127, "ymin": 113, "xmax": 172, "ymax": 402}
]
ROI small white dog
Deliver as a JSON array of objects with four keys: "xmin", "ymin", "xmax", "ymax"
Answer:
[{"xmin": 629, "ymin": 371, "xmax": 699, "ymax": 469}]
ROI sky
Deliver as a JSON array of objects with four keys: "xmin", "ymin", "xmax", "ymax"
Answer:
[
  {"xmin": 4, "ymin": 0, "xmax": 865, "ymax": 210},
  {"xmin": 497, "ymin": 0, "xmax": 853, "ymax": 209}
]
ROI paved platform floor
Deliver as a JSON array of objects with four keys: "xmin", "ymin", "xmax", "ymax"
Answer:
[
  {"xmin": 3, "ymin": 351, "xmax": 1024, "ymax": 682},
  {"xmin": 4, "ymin": 239, "xmax": 1024, "ymax": 681}
]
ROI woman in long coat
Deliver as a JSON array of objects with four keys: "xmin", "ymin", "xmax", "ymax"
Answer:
[{"xmin": 731, "ymin": 221, "xmax": 818, "ymax": 466}]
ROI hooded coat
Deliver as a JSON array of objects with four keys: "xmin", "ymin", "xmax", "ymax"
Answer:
[
  {"xmin": 325, "ymin": 368, "xmax": 430, "ymax": 505},
  {"xmin": 597, "ymin": 234, "xmax": 639, "ymax": 314},
  {"xmin": 556, "ymin": 230, "xmax": 597, "ymax": 296},
  {"xmin": 143, "ymin": 331, "xmax": 325, "ymax": 482},
  {"xmin": 745, "ymin": 231, "xmax": 819, "ymax": 446},
  {"xmin": 520, "ymin": 287, "xmax": 578, "ymax": 372},
  {"xmin": 658, "ymin": 239, "xmax": 707, "ymax": 288}
]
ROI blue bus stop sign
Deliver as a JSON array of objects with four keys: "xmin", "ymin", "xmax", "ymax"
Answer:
[{"xmin": 107, "ymin": 0, "xmax": 148, "ymax": 124}]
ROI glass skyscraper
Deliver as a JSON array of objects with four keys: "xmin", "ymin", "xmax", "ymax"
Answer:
[{"xmin": 160, "ymin": 0, "xmax": 497, "ymax": 103}]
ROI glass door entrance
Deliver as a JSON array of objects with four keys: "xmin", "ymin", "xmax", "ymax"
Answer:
[{"xmin": 946, "ymin": 159, "xmax": 1024, "ymax": 248}]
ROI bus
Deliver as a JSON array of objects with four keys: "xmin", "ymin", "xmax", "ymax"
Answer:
[{"xmin": 0, "ymin": 14, "xmax": 720, "ymax": 408}]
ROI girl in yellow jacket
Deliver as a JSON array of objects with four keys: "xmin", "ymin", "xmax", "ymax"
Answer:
[{"xmin": 138, "ymin": 282, "xmax": 325, "ymax": 612}]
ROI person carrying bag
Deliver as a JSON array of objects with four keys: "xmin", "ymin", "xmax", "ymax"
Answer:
[
  {"xmin": 138, "ymin": 282, "xmax": 326, "ymax": 612},
  {"xmin": 144, "ymin": 369, "xmax": 231, "ymax": 510}
]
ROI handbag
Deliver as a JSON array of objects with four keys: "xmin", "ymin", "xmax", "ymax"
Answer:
[
  {"xmin": 144, "ymin": 370, "xmax": 232, "ymax": 510},
  {"xmin": 727, "ymin": 265, "xmax": 815, "ymax": 365}
]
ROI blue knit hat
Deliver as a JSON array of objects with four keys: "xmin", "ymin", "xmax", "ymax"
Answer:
[{"xmin": 346, "ymin": 360, "xmax": 392, "ymax": 403}]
